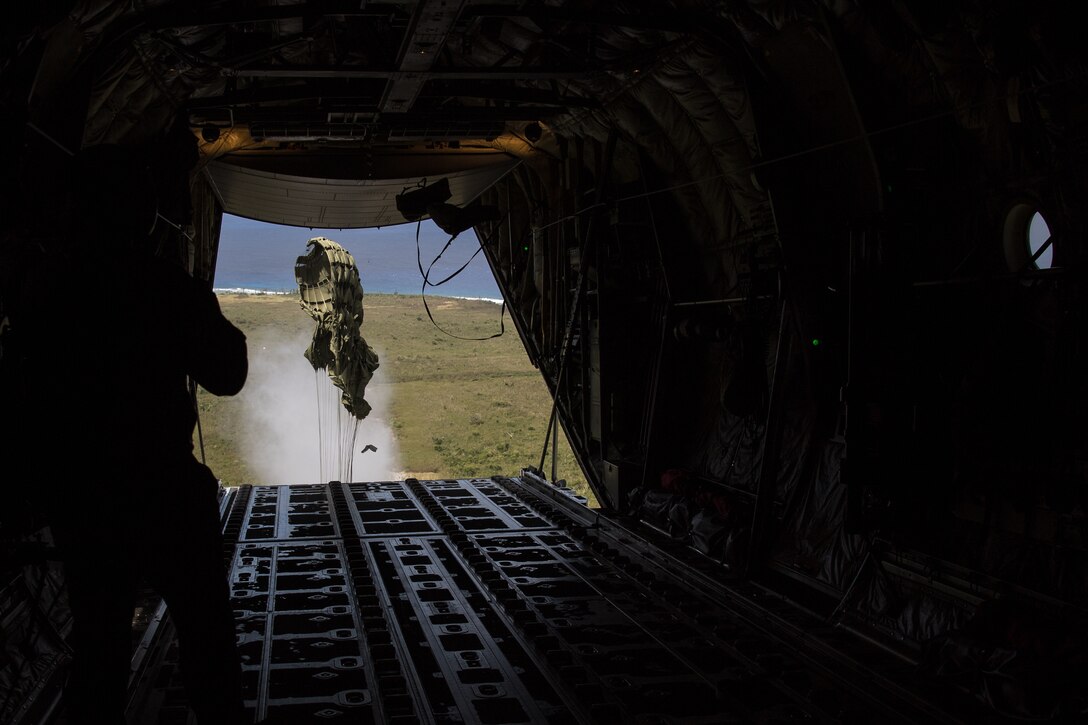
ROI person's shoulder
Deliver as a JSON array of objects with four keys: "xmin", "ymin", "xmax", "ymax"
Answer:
[
  {"xmin": 143, "ymin": 255, "xmax": 193, "ymax": 281},
  {"xmin": 139, "ymin": 256, "xmax": 204, "ymax": 296}
]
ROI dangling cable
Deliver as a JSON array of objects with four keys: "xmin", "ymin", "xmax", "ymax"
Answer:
[{"xmin": 414, "ymin": 215, "xmax": 512, "ymax": 342}]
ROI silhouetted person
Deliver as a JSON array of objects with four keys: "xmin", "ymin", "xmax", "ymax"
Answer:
[{"xmin": 20, "ymin": 144, "xmax": 247, "ymax": 724}]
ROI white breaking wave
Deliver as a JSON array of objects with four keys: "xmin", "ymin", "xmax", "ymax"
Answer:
[
  {"xmin": 216, "ymin": 288, "xmax": 502, "ymax": 304},
  {"xmin": 214, "ymin": 287, "xmax": 294, "ymax": 295}
]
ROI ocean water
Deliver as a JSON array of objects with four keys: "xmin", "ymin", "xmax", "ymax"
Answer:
[{"xmin": 214, "ymin": 215, "xmax": 503, "ymax": 300}]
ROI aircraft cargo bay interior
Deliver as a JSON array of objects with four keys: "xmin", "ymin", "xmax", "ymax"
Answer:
[{"xmin": 1, "ymin": 2, "xmax": 1086, "ymax": 724}]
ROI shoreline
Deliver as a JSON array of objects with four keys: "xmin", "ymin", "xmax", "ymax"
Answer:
[{"xmin": 214, "ymin": 287, "xmax": 503, "ymax": 305}]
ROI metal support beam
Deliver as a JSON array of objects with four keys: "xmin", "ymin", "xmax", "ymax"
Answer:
[
  {"xmin": 745, "ymin": 299, "xmax": 792, "ymax": 576},
  {"xmin": 143, "ymin": 1, "xmax": 404, "ymax": 29},
  {"xmin": 538, "ymin": 130, "xmax": 618, "ymax": 506},
  {"xmin": 228, "ymin": 65, "xmax": 593, "ymax": 81},
  {"xmin": 380, "ymin": 0, "xmax": 468, "ymax": 113},
  {"xmin": 189, "ymin": 80, "xmax": 598, "ymax": 111},
  {"xmin": 187, "ymin": 81, "xmax": 384, "ymax": 110},
  {"xmin": 463, "ymin": 5, "xmax": 698, "ymax": 33},
  {"xmin": 421, "ymin": 81, "xmax": 599, "ymax": 108},
  {"xmin": 231, "ymin": 105, "xmax": 566, "ymax": 124},
  {"xmin": 673, "ymin": 294, "xmax": 776, "ymax": 308}
]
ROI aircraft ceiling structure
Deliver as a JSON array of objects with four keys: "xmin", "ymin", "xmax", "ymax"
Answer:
[
  {"xmin": 204, "ymin": 160, "xmax": 518, "ymax": 228},
  {"xmin": 3, "ymin": 0, "xmax": 1088, "ymax": 721}
]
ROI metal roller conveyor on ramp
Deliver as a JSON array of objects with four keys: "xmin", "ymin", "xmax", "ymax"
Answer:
[{"xmin": 124, "ymin": 477, "xmax": 989, "ymax": 725}]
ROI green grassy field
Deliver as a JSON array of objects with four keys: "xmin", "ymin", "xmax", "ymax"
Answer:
[{"xmin": 197, "ymin": 293, "xmax": 595, "ymax": 505}]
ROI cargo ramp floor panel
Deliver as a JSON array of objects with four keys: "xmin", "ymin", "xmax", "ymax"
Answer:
[{"xmin": 124, "ymin": 477, "xmax": 990, "ymax": 725}]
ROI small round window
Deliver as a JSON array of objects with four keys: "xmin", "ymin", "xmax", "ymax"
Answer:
[
  {"xmin": 1027, "ymin": 212, "xmax": 1053, "ymax": 269},
  {"xmin": 1004, "ymin": 203, "xmax": 1056, "ymax": 272}
]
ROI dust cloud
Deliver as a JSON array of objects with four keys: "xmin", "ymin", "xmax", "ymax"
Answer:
[{"xmin": 237, "ymin": 333, "xmax": 400, "ymax": 484}]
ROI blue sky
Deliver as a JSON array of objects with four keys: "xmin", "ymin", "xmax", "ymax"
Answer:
[{"xmin": 215, "ymin": 215, "xmax": 503, "ymax": 299}]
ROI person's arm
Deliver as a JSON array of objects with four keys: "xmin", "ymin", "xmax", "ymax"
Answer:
[
  {"xmin": 185, "ymin": 285, "xmax": 248, "ymax": 396},
  {"xmin": 159, "ymin": 261, "xmax": 248, "ymax": 396}
]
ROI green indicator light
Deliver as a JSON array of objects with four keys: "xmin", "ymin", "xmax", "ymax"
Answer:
[
  {"xmin": 811, "ymin": 338, "xmax": 821, "ymax": 347},
  {"xmin": 523, "ymin": 246, "xmax": 529, "ymax": 251}
]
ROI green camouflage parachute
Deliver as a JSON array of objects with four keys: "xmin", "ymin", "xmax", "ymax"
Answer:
[{"xmin": 295, "ymin": 237, "xmax": 379, "ymax": 419}]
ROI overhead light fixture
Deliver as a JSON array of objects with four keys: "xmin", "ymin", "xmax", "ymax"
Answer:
[{"xmin": 192, "ymin": 109, "xmax": 234, "ymax": 144}]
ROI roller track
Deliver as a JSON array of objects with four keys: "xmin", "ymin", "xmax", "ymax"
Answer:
[{"xmin": 125, "ymin": 476, "xmax": 991, "ymax": 724}]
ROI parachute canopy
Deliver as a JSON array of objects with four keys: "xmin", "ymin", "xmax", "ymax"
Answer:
[{"xmin": 295, "ymin": 237, "xmax": 379, "ymax": 419}]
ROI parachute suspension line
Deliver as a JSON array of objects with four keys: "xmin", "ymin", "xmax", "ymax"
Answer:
[
  {"xmin": 342, "ymin": 415, "xmax": 359, "ymax": 483},
  {"xmin": 325, "ymin": 372, "xmax": 337, "ymax": 480},
  {"xmin": 314, "ymin": 369, "xmax": 326, "ymax": 483},
  {"xmin": 314, "ymin": 366, "xmax": 356, "ymax": 483},
  {"xmin": 324, "ymin": 374, "xmax": 335, "ymax": 480},
  {"xmin": 297, "ymin": 236, "xmax": 380, "ymax": 484},
  {"xmin": 314, "ymin": 368, "xmax": 354, "ymax": 483}
]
